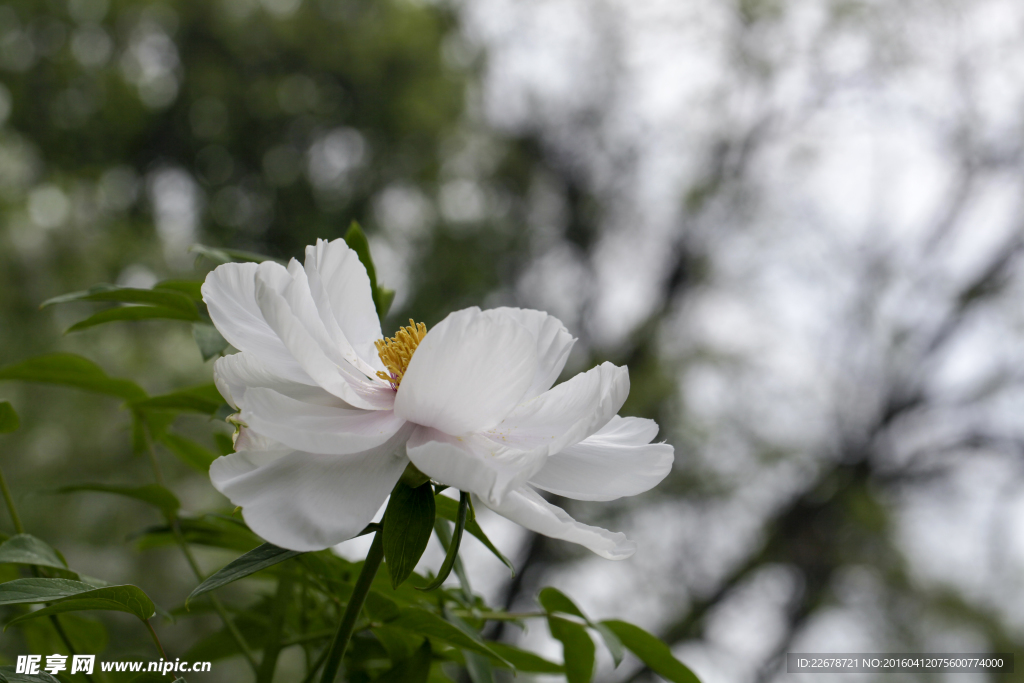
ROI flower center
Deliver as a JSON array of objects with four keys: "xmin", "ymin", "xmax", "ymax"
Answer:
[{"xmin": 375, "ymin": 319, "xmax": 427, "ymax": 389}]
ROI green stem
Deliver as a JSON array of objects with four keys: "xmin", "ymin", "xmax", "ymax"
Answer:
[
  {"xmin": 0, "ymin": 462, "xmax": 101, "ymax": 682},
  {"xmin": 145, "ymin": 619, "xmax": 167, "ymax": 659},
  {"xmin": 142, "ymin": 422, "xmax": 259, "ymax": 673},
  {"xmin": 300, "ymin": 644, "xmax": 332, "ymax": 683},
  {"xmin": 257, "ymin": 573, "xmax": 293, "ymax": 683},
  {"xmin": 319, "ymin": 530, "xmax": 384, "ymax": 683},
  {"xmin": 0, "ymin": 465, "xmax": 25, "ymax": 534}
]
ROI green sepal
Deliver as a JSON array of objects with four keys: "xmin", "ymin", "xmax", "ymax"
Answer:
[
  {"xmin": 418, "ymin": 491, "xmax": 469, "ymax": 591},
  {"xmin": 435, "ymin": 495, "xmax": 514, "ymax": 576},
  {"xmin": 383, "ymin": 482, "xmax": 436, "ymax": 588}
]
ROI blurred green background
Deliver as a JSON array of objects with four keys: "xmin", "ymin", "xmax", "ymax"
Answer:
[{"xmin": 2, "ymin": 0, "xmax": 1024, "ymax": 681}]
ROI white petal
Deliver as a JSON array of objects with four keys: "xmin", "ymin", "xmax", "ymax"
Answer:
[
  {"xmin": 481, "ymin": 486, "xmax": 636, "ymax": 560},
  {"xmin": 202, "ymin": 262, "xmax": 312, "ymax": 385},
  {"xmin": 210, "ymin": 424, "xmax": 414, "ymax": 551},
  {"xmin": 485, "ymin": 362, "xmax": 629, "ymax": 454},
  {"xmin": 492, "ymin": 308, "xmax": 575, "ymax": 399},
  {"xmin": 254, "ymin": 263, "xmax": 394, "ymax": 410},
  {"xmin": 529, "ymin": 416, "xmax": 674, "ymax": 501},
  {"xmin": 240, "ymin": 387, "xmax": 407, "ymax": 455},
  {"xmin": 405, "ymin": 426, "xmax": 548, "ymax": 506},
  {"xmin": 214, "ymin": 352, "xmax": 346, "ymax": 410},
  {"xmin": 394, "ymin": 308, "xmax": 539, "ymax": 435},
  {"xmin": 304, "ymin": 239, "xmax": 383, "ymax": 372}
]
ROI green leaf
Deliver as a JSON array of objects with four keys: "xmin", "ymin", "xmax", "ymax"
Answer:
[
  {"xmin": 547, "ymin": 616, "xmax": 595, "ymax": 683},
  {"xmin": 486, "ymin": 643, "xmax": 563, "ymax": 674},
  {"xmin": 0, "ymin": 402, "xmax": 18, "ymax": 434},
  {"xmin": 0, "ymin": 353, "xmax": 146, "ymax": 401},
  {"xmin": 593, "ymin": 621, "xmax": 626, "ymax": 667},
  {"xmin": 189, "ymin": 244, "xmax": 281, "ymax": 265},
  {"xmin": 154, "ymin": 279, "xmax": 204, "ymax": 300},
  {"xmin": 192, "ymin": 323, "xmax": 230, "ymax": 361},
  {"xmin": 0, "ymin": 578, "xmax": 155, "ymax": 622},
  {"xmin": 0, "ymin": 578, "xmax": 95, "ymax": 605},
  {"xmin": 419, "ymin": 492, "xmax": 469, "ymax": 591},
  {"xmin": 41, "ymin": 285, "xmax": 199, "ymax": 314},
  {"xmin": 600, "ymin": 620, "xmax": 701, "ymax": 683},
  {"xmin": 66, "ymin": 305, "xmax": 201, "ymax": 332},
  {"xmin": 54, "ymin": 484, "xmax": 180, "ymax": 517},
  {"xmin": 389, "ymin": 607, "xmax": 510, "ymax": 667},
  {"xmin": 130, "ymin": 384, "xmax": 224, "ymax": 415},
  {"xmin": 344, "ymin": 221, "xmax": 391, "ymax": 320},
  {"xmin": 5, "ymin": 584, "xmax": 156, "ymax": 627},
  {"xmin": 435, "ymin": 496, "xmax": 513, "ymax": 576},
  {"xmin": 0, "ymin": 666, "xmax": 61, "ymax": 682},
  {"xmin": 187, "ymin": 543, "xmax": 301, "ymax": 605},
  {"xmin": 376, "ymin": 640, "xmax": 431, "ymax": 683},
  {"xmin": 539, "ymin": 587, "xmax": 587, "ymax": 620},
  {"xmin": 539, "ymin": 588, "xmax": 623, "ymax": 666},
  {"xmin": 0, "ymin": 535, "xmax": 68, "ymax": 572},
  {"xmin": 383, "ymin": 482, "xmax": 436, "ymax": 588},
  {"xmin": 159, "ymin": 433, "xmax": 218, "ymax": 472}
]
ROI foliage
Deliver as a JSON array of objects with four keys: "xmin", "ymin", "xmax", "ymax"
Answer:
[{"xmin": 0, "ymin": 237, "xmax": 699, "ymax": 682}]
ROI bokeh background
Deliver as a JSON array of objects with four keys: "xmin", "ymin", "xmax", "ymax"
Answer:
[{"xmin": 1, "ymin": 0, "xmax": 1023, "ymax": 681}]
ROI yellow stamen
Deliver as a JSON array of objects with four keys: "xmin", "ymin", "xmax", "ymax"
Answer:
[{"xmin": 375, "ymin": 319, "xmax": 427, "ymax": 389}]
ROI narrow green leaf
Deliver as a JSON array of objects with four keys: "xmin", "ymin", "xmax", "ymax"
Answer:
[
  {"xmin": 383, "ymin": 482, "xmax": 436, "ymax": 588},
  {"xmin": 0, "ymin": 354, "xmax": 146, "ymax": 401},
  {"xmin": 154, "ymin": 279, "xmax": 204, "ymax": 300},
  {"xmin": 65, "ymin": 305, "xmax": 200, "ymax": 332},
  {"xmin": 159, "ymin": 433, "xmax": 218, "ymax": 472},
  {"xmin": 54, "ymin": 484, "xmax": 180, "ymax": 517},
  {"xmin": 0, "ymin": 402, "xmax": 18, "ymax": 434},
  {"xmin": 5, "ymin": 584, "xmax": 156, "ymax": 627},
  {"xmin": 389, "ymin": 607, "xmax": 510, "ymax": 667},
  {"xmin": 464, "ymin": 651, "xmax": 495, "ymax": 683},
  {"xmin": 130, "ymin": 384, "xmax": 224, "ymax": 415},
  {"xmin": 0, "ymin": 666, "xmax": 61, "ymax": 682},
  {"xmin": 40, "ymin": 285, "xmax": 199, "ymax": 314},
  {"xmin": 593, "ymin": 621, "xmax": 626, "ymax": 667},
  {"xmin": 539, "ymin": 587, "xmax": 587, "ymax": 620},
  {"xmin": 0, "ymin": 535, "xmax": 68, "ymax": 571},
  {"xmin": 419, "ymin": 492, "xmax": 469, "ymax": 591},
  {"xmin": 187, "ymin": 543, "xmax": 301, "ymax": 605},
  {"xmin": 378, "ymin": 288, "xmax": 396, "ymax": 318},
  {"xmin": 486, "ymin": 643, "xmax": 563, "ymax": 674},
  {"xmin": 600, "ymin": 620, "xmax": 701, "ymax": 683},
  {"xmin": 344, "ymin": 221, "xmax": 391, "ymax": 320},
  {"xmin": 192, "ymin": 323, "xmax": 229, "ymax": 361},
  {"xmin": 189, "ymin": 244, "xmax": 280, "ymax": 265},
  {"xmin": 547, "ymin": 616, "xmax": 595, "ymax": 683},
  {"xmin": 435, "ymin": 496, "xmax": 514, "ymax": 576},
  {"xmin": 376, "ymin": 639, "xmax": 431, "ymax": 683}
]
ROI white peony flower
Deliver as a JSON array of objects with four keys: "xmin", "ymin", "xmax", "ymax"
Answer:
[{"xmin": 202, "ymin": 238, "xmax": 673, "ymax": 558}]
